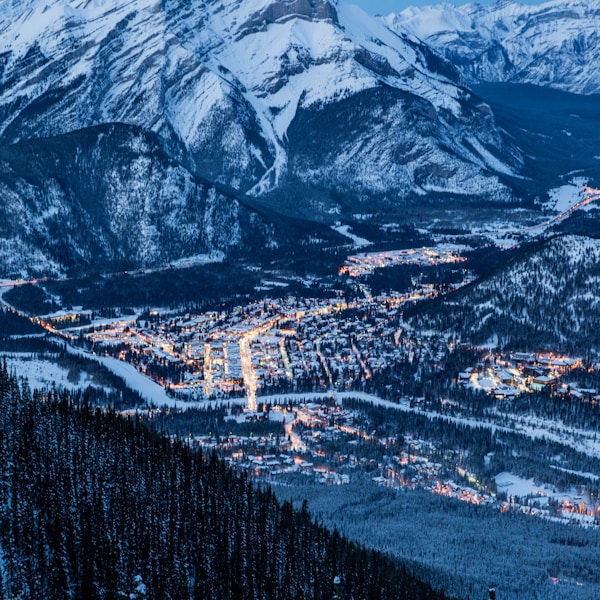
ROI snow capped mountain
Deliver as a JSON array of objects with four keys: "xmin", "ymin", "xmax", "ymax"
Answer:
[
  {"xmin": 0, "ymin": 0, "xmax": 520, "ymax": 216},
  {"xmin": 384, "ymin": 0, "xmax": 600, "ymax": 95}
]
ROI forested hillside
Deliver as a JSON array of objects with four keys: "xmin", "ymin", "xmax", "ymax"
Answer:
[
  {"xmin": 410, "ymin": 234, "xmax": 600, "ymax": 354},
  {"xmin": 0, "ymin": 362, "xmax": 448, "ymax": 600}
]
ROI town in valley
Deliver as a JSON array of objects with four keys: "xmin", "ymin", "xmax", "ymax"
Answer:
[{"xmin": 3, "ymin": 221, "xmax": 600, "ymax": 532}]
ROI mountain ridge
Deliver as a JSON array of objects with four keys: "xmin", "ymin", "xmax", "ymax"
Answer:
[
  {"xmin": 0, "ymin": 122, "xmax": 338, "ymax": 277},
  {"xmin": 0, "ymin": 0, "xmax": 521, "ymax": 198}
]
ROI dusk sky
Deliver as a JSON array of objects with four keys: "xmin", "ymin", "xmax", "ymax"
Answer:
[{"xmin": 341, "ymin": 0, "xmax": 549, "ymax": 15}]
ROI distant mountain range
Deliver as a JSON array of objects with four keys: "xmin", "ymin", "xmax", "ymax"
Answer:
[{"xmin": 385, "ymin": 0, "xmax": 600, "ymax": 94}]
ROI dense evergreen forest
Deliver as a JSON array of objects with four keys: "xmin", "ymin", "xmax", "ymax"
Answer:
[
  {"xmin": 411, "ymin": 235, "xmax": 600, "ymax": 354},
  {"xmin": 0, "ymin": 362, "xmax": 450, "ymax": 600}
]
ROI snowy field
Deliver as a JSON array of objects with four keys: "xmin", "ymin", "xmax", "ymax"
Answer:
[
  {"xmin": 547, "ymin": 177, "xmax": 587, "ymax": 212},
  {"xmin": 63, "ymin": 345, "xmax": 188, "ymax": 408},
  {"xmin": 3, "ymin": 347, "xmax": 221, "ymax": 410},
  {"xmin": 495, "ymin": 472, "xmax": 579, "ymax": 505},
  {"xmin": 2, "ymin": 353, "xmax": 100, "ymax": 391}
]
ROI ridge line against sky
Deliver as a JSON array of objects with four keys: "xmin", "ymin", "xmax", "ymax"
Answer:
[{"xmin": 342, "ymin": 0, "xmax": 553, "ymax": 15}]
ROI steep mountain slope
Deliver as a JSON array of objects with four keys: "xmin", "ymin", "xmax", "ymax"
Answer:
[
  {"xmin": 410, "ymin": 234, "xmax": 600, "ymax": 354},
  {"xmin": 472, "ymin": 83, "xmax": 600, "ymax": 195},
  {"xmin": 385, "ymin": 0, "xmax": 600, "ymax": 95},
  {"xmin": 0, "ymin": 0, "xmax": 522, "ymax": 219},
  {"xmin": 0, "ymin": 124, "xmax": 331, "ymax": 277}
]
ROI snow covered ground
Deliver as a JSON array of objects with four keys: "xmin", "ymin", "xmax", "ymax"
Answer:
[
  {"xmin": 547, "ymin": 177, "xmax": 587, "ymax": 212},
  {"xmin": 332, "ymin": 225, "xmax": 371, "ymax": 248},
  {"xmin": 495, "ymin": 472, "xmax": 574, "ymax": 504},
  {"xmin": 2, "ymin": 352, "xmax": 101, "ymax": 392},
  {"xmin": 63, "ymin": 345, "xmax": 180, "ymax": 407}
]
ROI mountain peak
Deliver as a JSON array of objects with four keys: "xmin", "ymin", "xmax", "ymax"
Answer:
[
  {"xmin": 235, "ymin": 0, "xmax": 339, "ymax": 33},
  {"xmin": 0, "ymin": 0, "xmax": 519, "ymax": 202}
]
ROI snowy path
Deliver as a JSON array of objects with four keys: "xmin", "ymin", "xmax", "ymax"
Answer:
[
  {"xmin": 63, "ymin": 344, "xmax": 210, "ymax": 410},
  {"xmin": 331, "ymin": 225, "xmax": 371, "ymax": 248}
]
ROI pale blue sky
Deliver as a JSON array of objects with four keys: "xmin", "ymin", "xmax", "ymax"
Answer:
[{"xmin": 341, "ymin": 0, "xmax": 549, "ymax": 15}]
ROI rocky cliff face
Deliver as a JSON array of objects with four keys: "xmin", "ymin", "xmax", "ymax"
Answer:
[
  {"xmin": 0, "ymin": 1, "xmax": 521, "ymax": 195},
  {"xmin": 0, "ymin": 124, "xmax": 327, "ymax": 277}
]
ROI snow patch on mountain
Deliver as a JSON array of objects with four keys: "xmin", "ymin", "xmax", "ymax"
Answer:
[{"xmin": 467, "ymin": 137, "xmax": 520, "ymax": 178}]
